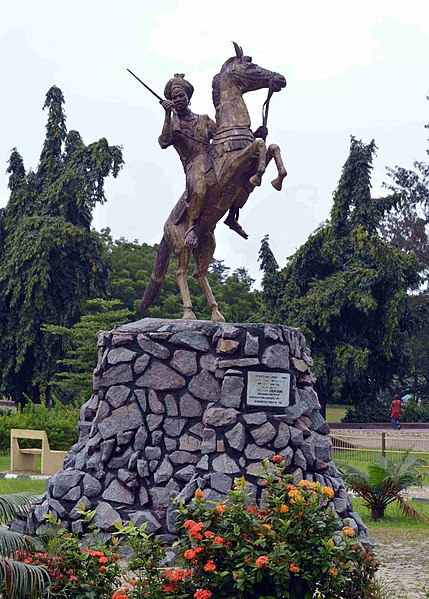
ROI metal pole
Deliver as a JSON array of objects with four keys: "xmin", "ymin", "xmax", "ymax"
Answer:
[{"xmin": 381, "ymin": 432, "xmax": 386, "ymax": 457}]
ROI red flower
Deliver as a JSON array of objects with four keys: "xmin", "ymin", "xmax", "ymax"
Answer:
[
  {"xmin": 98, "ymin": 556, "xmax": 108, "ymax": 564},
  {"xmin": 194, "ymin": 591, "xmax": 212, "ymax": 599},
  {"xmin": 99, "ymin": 566, "xmax": 106, "ymax": 573},
  {"xmin": 195, "ymin": 489, "xmax": 205, "ymax": 500},
  {"xmin": 256, "ymin": 556, "xmax": 269, "ymax": 568},
  {"xmin": 203, "ymin": 560, "xmax": 216, "ymax": 572},
  {"xmin": 289, "ymin": 563, "xmax": 300, "ymax": 573},
  {"xmin": 272, "ymin": 454, "xmax": 282, "ymax": 463}
]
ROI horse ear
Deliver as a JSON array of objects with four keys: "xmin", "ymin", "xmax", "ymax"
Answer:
[{"xmin": 232, "ymin": 41, "xmax": 244, "ymax": 58}]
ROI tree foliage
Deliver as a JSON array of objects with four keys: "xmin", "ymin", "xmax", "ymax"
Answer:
[
  {"xmin": 0, "ymin": 87, "xmax": 123, "ymax": 403},
  {"xmin": 259, "ymin": 138, "xmax": 422, "ymax": 407}
]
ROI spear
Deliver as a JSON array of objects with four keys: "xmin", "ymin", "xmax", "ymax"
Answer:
[{"xmin": 127, "ymin": 68, "xmax": 163, "ymax": 102}]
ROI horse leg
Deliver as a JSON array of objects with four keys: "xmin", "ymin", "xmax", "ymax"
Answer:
[
  {"xmin": 174, "ymin": 248, "xmax": 197, "ymax": 320},
  {"xmin": 266, "ymin": 143, "xmax": 287, "ymax": 191},
  {"xmin": 192, "ymin": 232, "xmax": 225, "ymax": 322},
  {"xmin": 248, "ymin": 138, "xmax": 267, "ymax": 187}
]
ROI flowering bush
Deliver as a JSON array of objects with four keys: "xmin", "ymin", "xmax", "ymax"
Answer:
[
  {"xmin": 15, "ymin": 508, "xmax": 122, "ymax": 598},
  {"xmin": 112, "ymin": 457, "xmax": 378, "ymax": 599}
]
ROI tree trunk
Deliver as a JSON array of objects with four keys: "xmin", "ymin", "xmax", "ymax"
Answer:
[{"xmin": 371, "ymin": 501, "xmax": 386, "ymax": 520}]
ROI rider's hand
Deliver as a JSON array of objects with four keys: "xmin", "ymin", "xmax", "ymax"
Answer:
[
  {"xmin": 253, "ymin": 126, "xmax": 268, "ymax": 141},
  {"xmin": 160, "ymin": 100, "xmax": 175, "ymax": 112}
]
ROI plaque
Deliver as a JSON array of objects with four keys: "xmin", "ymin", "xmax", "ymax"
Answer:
[{"xmin": 246, "ymin": 371, "xmax": 291, "ymax": 408}]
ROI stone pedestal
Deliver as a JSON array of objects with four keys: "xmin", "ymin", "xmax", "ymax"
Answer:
[{"xmin": 31, "ymin": 319, "xmax": 365, "ymax": 538}]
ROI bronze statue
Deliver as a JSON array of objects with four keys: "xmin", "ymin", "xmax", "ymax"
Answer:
[{"xmin": 140, "ymin": 43, "xmax": 287, "ymax": 322}]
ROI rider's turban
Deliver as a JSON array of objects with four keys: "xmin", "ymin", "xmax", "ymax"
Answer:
[{"xmin": 164, "ymin": 74, "xmax": 194, "ymax": 100}]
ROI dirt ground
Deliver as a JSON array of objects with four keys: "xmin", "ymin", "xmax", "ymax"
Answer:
[{"xmin": 371, "ymin": 528, "xmax": 429, "ymax": 599}]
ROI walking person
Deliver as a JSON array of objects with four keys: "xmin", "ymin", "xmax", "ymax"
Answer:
[{"xmin": 390, "ymin": 394, "xmax": 401, "ymax": 430}]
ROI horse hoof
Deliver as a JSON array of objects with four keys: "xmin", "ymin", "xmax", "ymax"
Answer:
[
  {"xmin": 183, "ymin": 309, "xmax": 197, "ymax": 320},
  {"xmin": 249, "ymin": 174, "xmax": 261, "ymax": 187},
  {"xmin": 271, "ymin": 177, "xmax": 283, "ymax": 191},
  {"xmin": 212, "ymin": 310, "xmax": 226, "ymax": 322}
]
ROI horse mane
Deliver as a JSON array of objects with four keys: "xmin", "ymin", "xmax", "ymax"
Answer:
[{"xmin": 212, "ymin": 57, "xmax": 237, "ymax": 108}]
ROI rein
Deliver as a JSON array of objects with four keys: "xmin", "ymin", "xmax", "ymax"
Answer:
[{"xmin": 261, "ymin": 79, "xmax": 275, "ymax": 134}]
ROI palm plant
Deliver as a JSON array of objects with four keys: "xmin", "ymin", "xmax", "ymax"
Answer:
[
  {"xmin": 0, "ymin": 492, "xmax": 50, "ymax": 598},
  {"xmin": 338, "ymin": 451, "xmax": 428, "ymax": 521}
]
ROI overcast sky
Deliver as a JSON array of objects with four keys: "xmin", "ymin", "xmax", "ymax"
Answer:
[{"xmin": 1, "ymin": 0, "xmax": 429, "ymax": 285}]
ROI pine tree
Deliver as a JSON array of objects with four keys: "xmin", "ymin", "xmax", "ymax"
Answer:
[
  {"xmin": 0, "ymin": 86, "xmax": 123, "ymax": 403},
  {"xmin": 259, "ymin": 138, "xmax": 422, "ymax": 410}
]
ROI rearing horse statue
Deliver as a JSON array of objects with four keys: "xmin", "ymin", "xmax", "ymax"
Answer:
[{"xmin": 140, "ymin": 44, "xmax": 287, "ymax": 322}]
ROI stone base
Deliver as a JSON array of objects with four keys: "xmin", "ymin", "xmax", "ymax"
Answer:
[{"xmin": 30, "ymin": 319, "xmax": 365, "ymax": 537}]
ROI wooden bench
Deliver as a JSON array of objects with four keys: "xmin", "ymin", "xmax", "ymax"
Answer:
[{"xmin": 10, "ymin": 429, "xmax": 67, "ymax": 475}]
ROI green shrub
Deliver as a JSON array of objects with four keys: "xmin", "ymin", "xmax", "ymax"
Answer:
[
  {"xmin": 0, "ymin": 401, "xmax": 79, "ymax": 454},
  {"xmin": 113, "ymin": 458, "xmax": 378, "ymax": 599}
]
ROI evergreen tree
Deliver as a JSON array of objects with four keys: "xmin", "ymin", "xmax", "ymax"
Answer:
[
  {"xmin": 0, "ymin": 87, "xmax": 123, "ymax": 403},
  {"xmin": 259, "ymin": 138, "xmax": 422, "ymax": 410}
]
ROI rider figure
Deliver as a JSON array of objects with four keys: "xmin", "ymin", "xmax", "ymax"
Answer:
[{"xmin": 159, "ymin": 74, "xmax": 217, "ymax": 248}]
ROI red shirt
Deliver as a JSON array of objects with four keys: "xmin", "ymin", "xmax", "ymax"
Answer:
[{"xmin": 390, "ymin": 399, "xmax": 401, "ymax": 418}]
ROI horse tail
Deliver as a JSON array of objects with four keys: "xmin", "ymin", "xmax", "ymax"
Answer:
[{"xmin": 139, "ymin": 236, "xmax": 170, "ymax": 312}]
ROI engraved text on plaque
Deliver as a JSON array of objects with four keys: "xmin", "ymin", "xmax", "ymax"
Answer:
[{"xmin": 246, "ymin": 372, "xmax": 291, "ymax": 408}]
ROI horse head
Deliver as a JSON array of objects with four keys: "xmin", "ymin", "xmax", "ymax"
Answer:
[{"xmin": 212, "ymin": 42, "xmax": 286, "ymax": 107}]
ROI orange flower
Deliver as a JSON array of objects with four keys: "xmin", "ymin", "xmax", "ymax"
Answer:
[
  {"xmin": 279, "ymin": 504, "xmax": 289, "ymax": 513},
  {"xmin": 322, "ymin": 486, "xmax": 335, "ymax": 499},
  {"xmin": 99, "ymin": 556, "xmax": 108, "ymax": 564},
  {"xmin": 213, "ymin": 536, "xmax": 225, "ymax": 545},
  {"xmin": 194, "ymin": 591, "xmax": 212, "ymax": 599},
  {"xmin": 204, "ymin": 531, "xmax": 215, "ymax": 538},
  {"xmin": 262, "ymin": 523, "xmax": 272, "ymax": 531},
  {"xmin": 272, "ymin": 454, "xmax": 282, "ymax": 463},
  {"xmin": 246, "ymin": 507, "xmax": 260, "ymax": 516},
  {"xmin": 203, "ymin": 560, "xmax": 216, "ymax": 572},
  {"xmin": 195, "ymin": 489, "xmax": 205, "ymax": 500},
  {"xmin": 256, "ymin": 555, "xmax": 269, "ymax": 568},
  {"xmin": 99, "ymin": 565, "xmax": 106, "ymax": 573},
  {"xmin": 184, "ymin": 549, "xmax": 196, "ymax": 560},
  {"xmin": 329, "ymin": 567, "xmax": 338, "ymax": 576},
  {"xmin": 244, "ymin": 557, "xmax": 252, "ymax": 563},
  {"xmin": 112, "ymin": 554, "xmax": 120, "ymax": 561},
  {"xmin": 184, "ymin": 520, "xmax": 197, "ymax": 529},
  {"xmin": 215, "ymin": 504, "xmax": 226, "ymax": 514},
  {"xmin": 261, "ymin": 479, "xmax": 269, "ymax": 486},
  {"xmin": 194, "ymin": 546, "xmax": 204, "ymax": 554},
  {"xmin": 129, "ymin": 579, "xmax": 137, "ymax": 586},
  {"xmin": 289, "ymin": 563, "xmax": 300, "ymax": 573},
  {"xmin": 298, "ymin": 479, "xmax": 311, "ymax": 487},
  {"xmin": 342, "ymin": 526, "xmax": 356, "ymax": 537}
]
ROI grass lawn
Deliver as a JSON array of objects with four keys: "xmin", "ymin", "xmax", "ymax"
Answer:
[
  {"xmin": 0, "ymin": 477, "xmax": 47, "ymax": 495},
  {"xmin": 326, "ymin": 403, "xmax": 347, "ymax": 423},
  {"xmin": 352, "ymin": 496, "xmax": 429, "ymax": 532}
]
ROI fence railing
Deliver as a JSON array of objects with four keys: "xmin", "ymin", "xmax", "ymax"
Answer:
[{"xmin": 329, "ymin": 430, "xmax": 429, "ymax": 468}]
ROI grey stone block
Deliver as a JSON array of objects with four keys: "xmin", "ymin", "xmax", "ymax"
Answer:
[
  {"xmin": 164, "ymin": 394, "xmax": 179, "ymax": 416},
  {"xmin": 243, "ymin": 412, "xmax": 267, "ymax": 425},
  {"xmin": 163, "ymin": 418, "xmax": 186, "ymax": 436},
  {"xmin": 93, "ymin": 501, "xmax": 121, "ymax": 531},
  {"xmin": 210, "ymin": 472, "xmax": 233, "ymax": 494},
  {"xmin": 130, "ymin": 511, "xmax": 162, "ymax": 533},
  {"xmin": 179, "ymin": 435, "xmax": 202, "ymax": 452},
  {"xmin": 136, "ymin": 361, "xmax": 185, "ymax": 391},
  {"xmin": 105, "ymin": 385, "xmax": 131, "ymax": 408},
  {"xmin": 220, "ymin": 375, "xmax": 244, "ymax": 408},
  {"xmin": 218, "ymin": 357, "xmax": 260, "ymax": 369},
  {"xmin": 251, "ymin": 422, "xmax": 277, "ymax": 445},
  {"xmin": 171, "ymin": 350, "xmax": 198, "ymax": 376},
  {"xmin": 137, "ymin": 335, "xmax": 170, "ymax": 359},
  {"xmin": 134, "ymin": 354, "xmax": 150, "ymax": 375},
  {"xmin": 212, "ymin": 454, "xmax": 240, "ymax": 474},
  {"xmin": 203, "ymin": 407, "xmax": 239, "ymax": 427},
  {"xmin": 145, "ymin": 446, "xmax": 162, "ymax": 460},
  {"xmin": 83, "ymin": 474, "xmax": 102, "ymax": 498},
  {"xmin": 169, "ymin": 451, "xmax": 199, "ymax": 465},
  {"xmin": 100, "ymin": 363, "xmax": 133, "ymax": 387},
  {"xmin": 147, "ymin": 414, "xmax": 164, "ymax": 431},
  {"xmin": 52, "ymin": 471, "xmax": 84, "ymax": 499},
  {"xmin": 180, "ymin": 393, "xmax": 204, "ymax": 417},
  {"xmin": 274, "ymin": 422, "xmax": 290, "ymax": 449},
  {"xmin": 174, "ymin": 465, "xmax": 196, "ymax": 482},
  {"xmin": 202, "ymin": 428, "xmax": 217, "ymax": 453},
  {"xmin": 134, "ymin": 426, "xmax": 148, "ymax": 450},
  {"xmin": 244, "ymin": 332, "xmax": 259, "ymax": 356},
  {"xmin": 188, "ymin": 370, "xmax": 220, "ymax": 401},
  {"xmin": 261, "ymin": 344, "xmax": 289, "ymax": 369},
  {"xmin": 169, "ymin": 332, "xmax": 210, "ymax": 352},
  {"xmin": 99, "ymin": 403, "xmax": 144, "ymax": 439},
  {"xmin": 244, "ymin": 444, "xmax": 275, "ymax": 461},
  {"xmin": 102, "ymin": 479, "xmax": 134, "ymax": 505},
  {"xmin": 107, "ymin": 347, "xmax": 137, "ymax": 365},
  {"xmin": 225, "ymin": 423, "xmax": 246, "ymax": 451},
  {"xmin": 154, "ymin": 458, "xmax": 173, "ymax": 484}
]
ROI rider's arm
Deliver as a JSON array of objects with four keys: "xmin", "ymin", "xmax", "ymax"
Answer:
[{"xmin": 158, "ymin": 100, "xmax": 175, "ymax": 149}]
